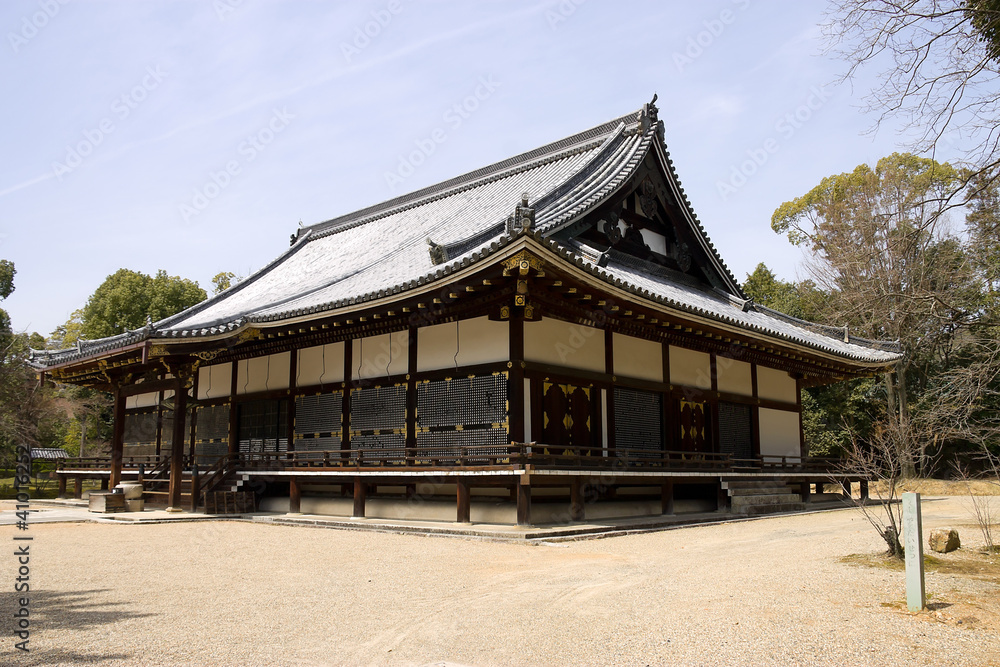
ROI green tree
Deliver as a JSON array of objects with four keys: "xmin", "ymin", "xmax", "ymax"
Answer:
[
  {"xmin": 772, "ymin": 153, "xmax": 977, "ymax": 475},
  {"xmin": 81, "ymin": 269, "xmax": 206, "ymax": 339},
  {"xmin": 48, "ymin": 309, "xmax": 84, "ymax": 350},
  {"xmin": 211, "ymin": 271, "xmax": 238, "ymax": 295}
]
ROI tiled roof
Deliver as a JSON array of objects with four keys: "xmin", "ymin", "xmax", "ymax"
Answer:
[{"xmin": 30, "ymin": 101, "xmax": 901, "ymax": 369}]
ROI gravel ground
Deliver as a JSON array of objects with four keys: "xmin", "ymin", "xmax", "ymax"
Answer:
[{"xmin": 1, "ymin": 497, "xmax": 998, "ymax": 666}]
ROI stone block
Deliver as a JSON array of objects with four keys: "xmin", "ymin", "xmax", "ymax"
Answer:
[{"xmin": 929, "ymin": 527, "xmax": 960, "ymax": 553}]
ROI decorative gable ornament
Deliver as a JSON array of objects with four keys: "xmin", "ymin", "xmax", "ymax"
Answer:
[{"xmin": 506, "ymin": 192, "xmax": 535, "ymax": 236}]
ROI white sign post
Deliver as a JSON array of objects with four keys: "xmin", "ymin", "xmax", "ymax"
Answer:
[{"xmin": 902, "ymin": 492, "xmax": 926, "ymax": 612}]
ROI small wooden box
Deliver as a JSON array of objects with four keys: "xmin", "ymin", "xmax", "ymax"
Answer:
[{"xmin": 89, "ymin": 492, "xmax": 126, "ymax": 513}]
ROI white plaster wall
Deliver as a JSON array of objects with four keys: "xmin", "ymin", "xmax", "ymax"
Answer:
[
  {"xmin": 524, "ymin": 318, "xmax": 604, "ymax": 373},
  {"xmin": 669, "ymin": 347, "xmax": 711, "ymax": 389},
  {"xmin": 353, "ymin": 331, "xmax": 409, "ymax": 379},
  {"xmin": 297, "ymin": 342, "xmax": 345, "ymax": 387},
  {"xmin": 716, "ymin": 358, "xmax": 752, "ymax": 396},
  {"xmin": 237, "ymin": 351, "xmax": 291, "ymax": 395},
  {"xmin": 613, "ymin": 333, "xmax": 662, "ymax": 382},
  {"xmin": 126, "ymin": 392, "xmax": 159, "ymax": 409},
  {"xmin": 759, "ymin": 408, "xmax": 801, "ymax": 458},
  {"xmin": 417, "ymin": 317, "xmax": 509, "ymax": 372},
  {"xmin": 757, "ymin": 366, "xmax": 798, "ymax": 404},
  {"xmin": 639, "ymin": 229, "xmax": 667, "ymax": 256},
  {"xmin": 197, "ymin": 363, "xmax": 232, "ymax": 400}
]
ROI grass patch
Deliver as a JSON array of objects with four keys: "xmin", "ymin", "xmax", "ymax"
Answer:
[
  {"xmin": 841, "ymin": 550, "xmax": 1000, "ymax": 582},
  {"xmin": 870, "ymin": 478, "xmax": 1000, "ymax": 496}
]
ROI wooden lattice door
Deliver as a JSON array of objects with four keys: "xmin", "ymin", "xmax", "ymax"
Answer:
[
  {"xmin": 679, "ymin": 399, "xmax": 709, "ymax": 453},
  {"xmin": 541, "ymin": 382, "xmax": 593, "ymax": 453}
]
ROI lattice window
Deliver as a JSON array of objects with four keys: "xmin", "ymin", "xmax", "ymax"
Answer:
[
  {"xmin": 719, "ymin": 401, "xmax": 753, "ymax": 461},
  {"xmin": 194, "ymin": 404, "xmax": 230, "ymax": 463},
  {"xmin": 614, "ymin": 387, "xmax": 663, "ymax": 460},
  {"xmin": 416, "ymin": 373, "xmax": 509, "ymax": 463},
  {"xmin": 237, "ymin": 399, "xmax": 288, "ymax": 454},
  {"xmin": 350, "ymin": 384, "xmax": 406, "ymax": 460},
  {"xmin": 294, "ymin": 392, "xmax": 342, "ymax": 459},
  {"xmin": 123, "ymin": 410, "xmax": 158, "ymax": 458}
]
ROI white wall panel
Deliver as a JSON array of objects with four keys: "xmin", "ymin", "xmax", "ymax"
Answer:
[
  {"xmin": 757, "ymin": 366, "xmax": 797, "ymax": 404},
  {"xmin": 237, "ymin": 352, "xmax": 290, "ymax": 394},
  {"xmin": 353, "ymin": 331, "xmax": 409, "ymax": 380},
  {"xmin": 418, "ymin": 317, "xmax": 508, "ymax": 372},
  {"xmin": 297, "ymin": 342, "xmax": 345, "ymax": 387},
  {"xmin": 524, "ymin": 318, "xmax": 604, "ymax": 373},
  {"xmin": 669, "ymin": 347, "xmax": 711, "ymax": 389},
  {"xmin": 716, "ymin": 357, "xmax": 752, "ymax": 396},
  {"xmin": 197, "ymin": 363, "xmax": 232, "ymax": 400},
  {"xmin": 759, "ymin": 408, "xmax": 801, "ymax": 458},
  {"xmin": 613, "ymin": 333, "xmax": 662, "ymax": 382}
]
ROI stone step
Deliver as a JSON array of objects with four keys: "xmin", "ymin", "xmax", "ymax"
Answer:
[
  {"xmin": 734, "ymin": 502, "xmax": 807, "ymax": 516},
  {"xmin": 723, "ymin": 480, "xmax": 794, "ymax": 490},
  {"xmin": 727, "ymin": 486, "xmax": 796, "ymax": 496},
  {"xmin": 731, "ymin": 493, "xmax": 804, "ymax": 507}
]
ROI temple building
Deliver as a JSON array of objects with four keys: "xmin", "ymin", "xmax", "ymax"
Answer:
[{"xmin": 31, "ymin": 98, "xmax": 900, "ymax": 525}]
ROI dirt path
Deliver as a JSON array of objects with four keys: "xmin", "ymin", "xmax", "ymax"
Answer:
[{"xmin": 1, "ymin": 497, "xmax": 998, "ymax": 666}]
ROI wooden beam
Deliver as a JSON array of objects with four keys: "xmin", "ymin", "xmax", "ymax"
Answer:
[
  {"xmin": 661, "ymin": 480, "xmax": 674, "ymax": 515},
  {"xmin": 289, "ymin": 476, "xmax": 301, "ymax": 513},
  {"xmin": 456, "ymin": 478, "xmax": 471, "ymax": 523},
  {"xmin": 352, "ymin": 478, "xmax": 366, "ymax": 518},
  {"xmin": 110, "ymin": 383, "xmax": 126, "ymax": 488},
  {"xmin": 228, "ymin": 361, "xmax": 239, "ymax": 455},
  {"xmin": 516, "ymin": 478, "xmax": 531, "ymax": 526},
  {"xmin": 570, "ymin": 478, "xmax": 584, "ymax": 521},
  {"xmin": 509, "ymin": 313, "xmax": 525, "ymax": 443},
  {"xmin": 74, "ymin": 477, "xmax": 82, "ymax": 499},
  {"xmin": 167, "ymin": 373, "xmax": 189, "ymax": 510}
]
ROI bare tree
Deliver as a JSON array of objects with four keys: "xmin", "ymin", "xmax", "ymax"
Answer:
[
  {"xmin": 825, "ymin": 0, "xmax": 1000, "ymax": 196},
  {"xmin": 843, "ymin": 422, "xmax": 908, "ymax": 558}
]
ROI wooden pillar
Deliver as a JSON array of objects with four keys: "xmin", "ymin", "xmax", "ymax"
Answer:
[
  {"xmin": 228, "ymin": 361, "xmax": 239, "ymax": 455},
  {"xmin": 456, "ymin": 478, "xmax": 471, "ymax": 523},
  {"xmin": 110, "ymin": 383, "xmax": 126, "ymax": 488},
  {"xmin": 605, "ymin": 329, "xmax": 616, "ymax": 455},
  {"xmin": 167, "ymin": 370, "xmax": 190, "ymax": 511},
  {"xmin": 842, "ymin": 479, "xmax": 852, "ymax": 500},
  {"xmin": 801, "ymin": 479, "xmax": 811, "ymax": 503},
  {"xmin": 860, "ymin": 479, "xmax": 869, "ymax": 500},
  {"xmin": 661, "ymin": 480, "xmax": 674, "ymax": 515},
  {"xmin": 73, "ymin": 477, "xmax": 83, "ymax": 499},
  {"xmin": 509, "ymin": 313, "xmax": 525, "ymax": 444},
  {"xmin": 569, "ymin": 478, "xmax": 584, "ymax": 521},
  {"xmin": 189, "ymin": 464, "xmax": 200, "ymax": 512},
  {"xmin": 406, "ymin": 325, "xmax": 417, "ymax": 465},
  {"xmin": 750, "ymin": 364, "xmax": 760, "ymax": 459},
  {"xmin": 289, "ymin": 476, "xmax": 301, "ymax": 514},
  {"xmin": 286, "ymin": 351, "xmax": 297, "ymax": 456},
  {"xmin": 716, "ymin": 480, "xmax": 728, "ymax": 512},
  {"xmin": 516, "ymin": 476, "xmax": 531, "ymax": 526},
  {"xmin": 352, "ymin": 477, "xmax": 366, "ymax": 517},
  {"xmin": 709, "ymin": 353, "xmax": 721, "ymax": 454},
  {"xmin": 342, "ymin": 340, "xmax": 353, "ymax": 461},
  {"xmin": 100, "ymin": 478, "xmax": 109, "ymax": 491},
  {"xmin": 57, "ymin": 475, "xmax": 67, "ymax": 499}
]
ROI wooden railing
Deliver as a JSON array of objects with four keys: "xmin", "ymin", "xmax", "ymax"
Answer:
[{"xmin": 56, "ymin": 447, "xmax": 843, "ymax": 474}]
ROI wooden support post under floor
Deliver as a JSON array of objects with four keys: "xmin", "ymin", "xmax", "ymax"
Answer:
[
  {"xmin": 716, "ymin": 481, "xmax": 728, "ymax": 512},
  {"xmin": 456, "ymin": 479, "xmax": 471, "ymax": 524},
  {"xmin": 100, "ymin": 478, "xmax": 109, "ymax": 491},
  {"xmin": 57, "ymin": 476, "xmax": 67, "ymax": 499},
  {"xmin": 800, "ymin": 480, "xmax": 811, "ymax": 503},
  {"xmin": 189, "ymin": 466, "xmax": 201, "ymax": 512},
  {"xmin": 661, "ymin": 480, "xmax": 674, "ymax": 515},
  {"xmin": 842, "ymin": 480, "xmax": 852, "ymax": 500},
  {"xmin": 167, "ymin": 379, "xmax": 188, "ymax": 511},
  {"xmin": 74, "ymin": 477, "xmax": 83, "ymax": 500},
  {"xmin": 352, "ymin": 478, "xmax": 366, "ymax": 518},
  {"xmin": 289, "ymin": 476, "xmax": 301, "ymax": 514},
  {"xmin": 860, "ymin": 479, "xmax": 869, "ymax": 500},
  {"xmin": 569, "ymin": 478, "xmax": 584, "ymax": 522},
  {"xmin": 516, "ymin": 479, "xmax": 532, "ymax": 526},
  {"xmin": 110, "ymin": 384, "xmax": 126, "ymax": 489}
]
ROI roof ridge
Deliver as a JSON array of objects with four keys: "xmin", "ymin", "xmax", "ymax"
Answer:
[{"xmin": 300, "ymin": 110, "xmax": 640, "ymax": 239}]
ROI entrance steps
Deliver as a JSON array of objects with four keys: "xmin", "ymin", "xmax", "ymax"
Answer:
[{"xmin": 722, "ymin": 480, "xmax": 805, "ymax": 516}]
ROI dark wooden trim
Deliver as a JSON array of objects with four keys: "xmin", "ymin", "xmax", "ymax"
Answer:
[
  {"xmin": 661, "ymin": 480, "xmax": 674, "ymax": 515},
  {"xmin": 155, "ymin": 390, "xmax": 164, "ymax": 458},
  {"xmin": 228, "ymin": 361, "xmax": 239, "ymax": 455},
  {"xmin": 709, "ymin": 353, "xmax": 720, "ymax": 453},
  {"xmin": 289, "ymin": 476, "xmax": 301, "ymax": 513},
  {"xmin": 797, "ymin": 377, "xmax": 806, "ymax": 458},
  {"xmin": 168, "ymin": 375, "xmax": 188, "ymax": 509},
  {"xmin": 516, "ymin": 477, "xmax": 532, "ymax": 526},
  {"xmin": 286, "ymin": 351, "xmax": 297, "ymax": 452},
  {"xmin": 569, "ymin": 478, "xmax": 584, "ymax": 521},
  {"xmin": 110, "ymin": 384, "xmax": 126, "ymax": 488},
  {"xmin": 342, "ymin": 340, "xmax": 352, "ymax": 458},
  {"xmin": 456, "ymin": 478, "xmax": 471, "ymax": 523},
  {"xmin": 605, "ymin": 329, "xmax": 616, "ymax": 454},
  {"xmin": 406, "ymin": 326, "xmax": 418, "ymax": 453},
  {"xmin": 530, "ymin": 376, "xmax": 542, "ymax": 444},
  {"xmin": 352, "ymin": 477, "xmax": 366, "ymax": 517},
  {"xmin": 121, "ymin": 378, "xmax": 176, "ymax": 397},
  {"xmin": 509, "ymin": 313, "xmax": 525, "ymax": 444},
  {"xmin": 750, "ymin": 363, "xmax": 760, "ymax": 458}
]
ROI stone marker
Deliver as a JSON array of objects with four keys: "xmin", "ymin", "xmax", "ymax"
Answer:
[
  {"xmin": 902, "ymin": 492, "xmax": 926, "ymax": 612},
  {"xmin": 929, "ymin": 528, "xmax": 960, "ymax": 553}
]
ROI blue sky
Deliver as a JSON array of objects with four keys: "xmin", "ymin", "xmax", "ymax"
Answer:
[{"xmin": 0, "ymin": 0, "xmax": 935, "ymax": 338}]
